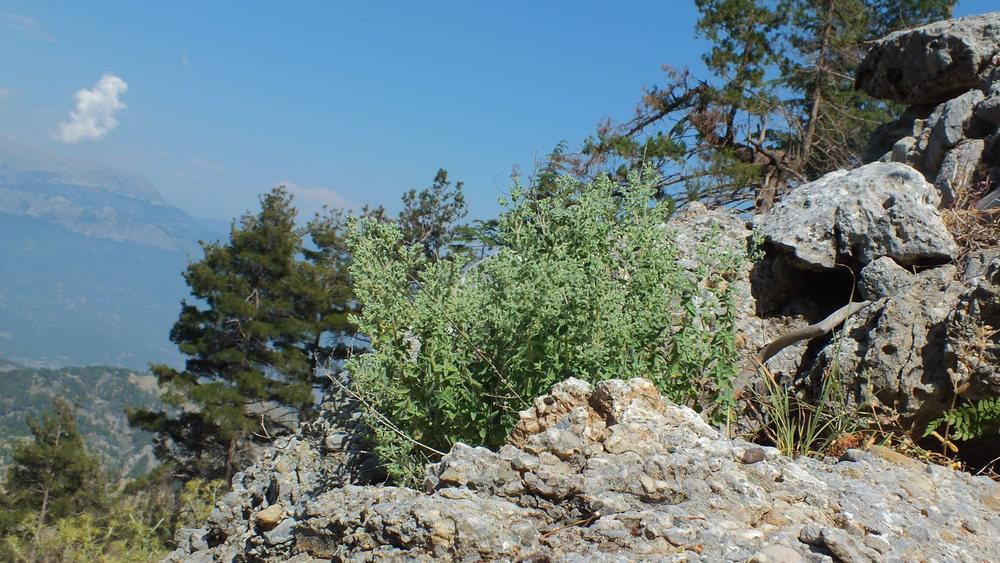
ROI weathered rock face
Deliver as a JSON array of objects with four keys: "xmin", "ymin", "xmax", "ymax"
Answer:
[
  {"xmin": 808, "ymin": 266, "xmax": 966, "ymax": 429},
  {"xmin": 166, "ymin": 374, "xmax": 383, "ymax": 562},
  {"xmin": 235, "ymin": 379, "xmax": 1000, "ymax": 561},
  {"xmin": 923, "ymin": 89, "xmax": 987, "ymax": 174},
  {"xmin": 752, "ymin": 162, "xmax": 957, "ymax": 271},
  {"xmin": 736, "ymin": 12, "xmax": 1000, "ymax": 433},
  {"xmin": 946, "ymin": 255, "xmax": 1000, "ymax": 402},
  {"xmin": 936, "ymin": 138, "xmax": 987, "ymax": 205},
  {"xmin": 860, "ymin": 13, "xmax": 1000, "ymax": 210},
  {"xmin": 856, "ymin": 13, "xmax": 1000, "ymax": 105},
  {"xmin": 857, "ymin": 256, "xmax": 916, "ymax": 301}
]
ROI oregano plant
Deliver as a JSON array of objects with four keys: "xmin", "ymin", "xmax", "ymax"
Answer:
[{"xmin": 346, "ymin": 169, "xmax": 749, "ymax": 484}]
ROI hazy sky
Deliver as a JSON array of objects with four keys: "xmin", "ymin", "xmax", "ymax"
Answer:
[{"xmin": 1, "ymin": 1, "xmax": 994, "ymax": 221}]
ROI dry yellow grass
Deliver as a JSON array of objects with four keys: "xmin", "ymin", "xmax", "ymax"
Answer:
[{"xmin": 943, "ymin": 178, "xmax": 1000, "ymax": 266}]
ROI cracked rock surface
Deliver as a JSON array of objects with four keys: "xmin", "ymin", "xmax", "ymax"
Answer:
[
  {"xmin": 856, "ymin": 13, "xmax": 1000, "ymax": 105},
  {"xmin": 752, "ymin": 162, "xmax": 957, "ymax": 271},
  {"xmin": 165, "ymin": 374, "xmax": 383, "ymax": 562},
  {"xmin": 267, "ymin": 378, "xmax": 1000, "ymax": 562}
]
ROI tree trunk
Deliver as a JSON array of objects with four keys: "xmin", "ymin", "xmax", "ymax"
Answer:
[
  {"xmin": 225, "ymin": 437, "xmax": 237, "ymax": 484},
  {"xmin": 799, "ymin": 0, "xmax": 837, "ymax": 172},
  {"xmin": 29, "ymin": 486, "xmax": 50, "ymax": 562},
  {"xmin": 37, "ymin": 487, "xmax": 49, "ymax": 528},
  {"xmin": 756, "ymin": 172, "xmax": 778, "ymax": 213}
]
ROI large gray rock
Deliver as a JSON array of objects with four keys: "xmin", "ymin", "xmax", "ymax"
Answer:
[
  {"xmin": 753, "ymin": 162, "xmax": 957, "ymax": 271},
  {"xmin": 985, "ymin": 128, "xmax": 1000, "ymax": 169},
  {"xmin": 808, "ymin": 266, "xmax": 966, "ymax": 428},
  {"xmin": 935, "ymin": 138, "xmax": 987, "ymax": 205},
  {"xmin": 289, "ymin": 378, "xmax": 1000, "ymax": 561},
  {"xmin": 864, "ymin": 108, "xmax": 925, "ymax": 164},
  {"xmin": 857, "ymin": 13, "xmax": 1000, "ymax": 105},
  {"xmin": 962, "ymin": 247, "xmax": 1000, "ymax": 285},
  {"xmin": 857, "ymin": 256, "xmax": 916, "ymax": 301},
  {"xmin": 975, "ymin": 94, "xmax": 1000, "ymax": 126},
  {"xmin": 922, "ymin": 89, "xmax": 986, "ymax": 173},
  {"xmin": 929, "ymin": 89, "xmax": 986, "ymax": 148}
]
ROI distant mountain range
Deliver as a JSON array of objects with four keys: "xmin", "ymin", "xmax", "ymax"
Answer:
[{"xmin": 0, "ymin": 138, "xmax": 226, "ymax": 368}]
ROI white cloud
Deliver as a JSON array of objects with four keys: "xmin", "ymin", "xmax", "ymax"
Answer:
[
  {"xmin": 53, "ymin": 74, "xmax": 128, "ymax": 144},
  {"xmin": 189, "ymin": 157, "xmax": 228, "ymax": 172},
  {"xmin": 2, "ymin": 13, "xmax": 52, "ymax": 42},
  {"xmin": 277, "ymin": 181, "xmax": 351, "ymax": 212},
  {"xmin": 181, "ymin": 53, "xmax": 190, "ymax": 68},
  {"xmin": 0, "ymin": 88, "xmax": 8, "ymax": 101}
]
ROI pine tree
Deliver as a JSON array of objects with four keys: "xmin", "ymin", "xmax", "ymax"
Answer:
[
  {"xmin": 0, "ymin": 401, "xmax": 175, "ymax": 561},
  {"xmin": 131, "ymin": 174, "xmax": 473, "ymax": 483},
  {"xmin": 576, "ymin": 0, "xmax": 954, "ymax": 211},
  {"xmin": 0, "ymin": 398, "xmax": 106, "ymax": 559},
  {"xmin": 282, "ymin": 207, "xmax": 366, "ymax": 384},
  {"xmin": 130, "ymin": 187, "xmax": 312, "ymax": 482},
  {"xmin": 398, "ymin": 169, "xmax": 468, "ymax": 261}
]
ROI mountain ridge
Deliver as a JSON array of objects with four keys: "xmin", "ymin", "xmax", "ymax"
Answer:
[
  {"xmin": 0, "ymin": 140, "xmax": 225, "ymax": 368},
  {"xmin": 0, "ymin": 137, "xmax": 165, "ymax": 205}
]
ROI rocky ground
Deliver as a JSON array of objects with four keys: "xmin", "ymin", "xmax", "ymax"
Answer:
[
  {"xmin": 173, "ymin": 378, "xmax": 1000, "ymax": 561},
  {"xmin": 168, "ymin": 13, "xmax": 1000, "ymax": 562}
]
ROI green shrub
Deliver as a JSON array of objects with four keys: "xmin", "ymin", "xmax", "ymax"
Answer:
[
  {"xmin": 1, "ymin": 500, "xmax": 168, "ymax": 563},
  {"xmin": 346, "ymin": 169, "xmax": 748, "ymax": 484}
]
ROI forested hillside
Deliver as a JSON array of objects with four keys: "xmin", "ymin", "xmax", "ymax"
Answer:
[{"xmin": 0, "ymin": 360, "xmax": 160, "ymax": 477}]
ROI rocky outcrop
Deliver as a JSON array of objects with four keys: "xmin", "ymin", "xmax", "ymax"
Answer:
[
  {"xmin": 194, "ymin": 378, "xmax": 1000, "ymax": 561},
  {"xmin": 946, "ymin": 256, "xmax": 1000, "ymax": 402},
  {"xmin": 166, "ymin": 373, "xmax": 382, "ymax": 562},
  {"xmin": 936, "ymin": 138, "xmax": 987, "ymax": 206},
  {"xmin": 856, "ymin": 13, "xmax": 1000, "ymax": 105},
  {"xmin": 807, "ymin": 266, "xmax": 966, "ymax": 428},
  {"xmin": 859, "ymin": 13, "xmax": 1000, "ymax": 210},
  {"xmin": 686, "ymin": 15, "xmax": 1000, "ymax": 426},
  {"xmin": 742, "ymin": 12, "xmax": 1000, "ymax": 432}
]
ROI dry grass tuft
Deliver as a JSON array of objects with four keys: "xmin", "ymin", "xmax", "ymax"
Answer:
[{"xmin": 943, "ymin": 178, "xmax": 1000, "ymax": 265}]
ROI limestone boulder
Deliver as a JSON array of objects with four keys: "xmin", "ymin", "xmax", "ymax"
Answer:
[
  {"xmin": 753, "ymin": 162, "xmax": 957, "ymax": 271},
  {"xmin": 975, "ymin": 94, "xmax": 1000, "ymax": 126},
  {"xmin": 857, "ymin": 256, "xmax": 916, "ymax": 301},
  {"xmin": 857, "ymin": 13, "xmax": 1000, "ymax": 105},
  {"xmin": 292, "ymin": 378, "xmax": 1000, "ymax": 561},
  {"xmin": 164, "ymin": 373, "xmax": 383, "ymax": 562},
  {"xmin": 807, "ymin": 267, "xmax": 966, "ymax": 428},
  {"xmin": 935, "ymin": 138, "xmax": 987, "ymax": 205},
  {"xmin": 921, "ymin": 89, "xmax": 986, "ymax": 174}
]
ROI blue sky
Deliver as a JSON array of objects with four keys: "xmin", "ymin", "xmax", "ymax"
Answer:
[{"xmin": 1, "ymin": 1, "xmax": 994, "ymax": 222}]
